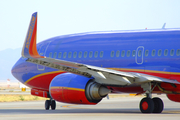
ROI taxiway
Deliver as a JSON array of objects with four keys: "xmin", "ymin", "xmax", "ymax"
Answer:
[{"xmin": 0, "ymin": 95, "xmax": 179, "ymax": 120}]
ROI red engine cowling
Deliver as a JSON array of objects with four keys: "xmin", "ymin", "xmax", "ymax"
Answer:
[
  {"xmin": 49, "ymin": 73, "xmax": 110, "ymax": 104},
  {"xmin": 167, "ymin": 94, "xmax": 180, "ymax": 102}
]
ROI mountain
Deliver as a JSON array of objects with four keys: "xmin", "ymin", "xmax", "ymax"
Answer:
[{"xmin": 0, "ymin": 48, "xmax": 21, "ymax": 82}]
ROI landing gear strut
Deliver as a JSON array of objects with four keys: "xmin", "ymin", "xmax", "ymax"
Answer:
[
  {"xmin": 139, "ymin": 83, "xmax": 164, "ymax": 113},
  {"xmin": 45, "ymin": 99, "xmax": 56, "ymax": 110}
]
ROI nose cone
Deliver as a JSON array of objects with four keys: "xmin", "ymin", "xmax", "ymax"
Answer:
[
  {"xmin": 11, "ymin": 57, "xmax": 27, "ymax": 81},
  {"xmin": 11, "ymin": 66, "xmax": 16, "ymax": 78},
  {"xmin": 11, "ymin": 58, "xmax": 21, "ymax": 79}
]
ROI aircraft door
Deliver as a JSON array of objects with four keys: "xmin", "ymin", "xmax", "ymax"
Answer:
[
  {"xmin": 37, "ymin": 41, "xmax": 51, "ymax": 70},
  {"xmin": 136, "ymin": 46, "xmax": 144, "ymax": 64}
]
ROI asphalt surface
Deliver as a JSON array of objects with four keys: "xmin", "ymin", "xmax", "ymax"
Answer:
[{"xmin": 0, "ymin": 95, "xmax": 179, "ymax": 120}]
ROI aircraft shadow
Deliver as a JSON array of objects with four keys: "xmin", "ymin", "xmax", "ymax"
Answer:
[{"xmin": 0, "ymin": 108, "xmax": 178, "ymax": 114}]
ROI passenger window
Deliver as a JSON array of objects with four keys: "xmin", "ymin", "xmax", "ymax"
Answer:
[
  {"xmin": 100, "ymin": 51, "xmax": 103, "ymax": 58},
  {"xmin": 158, "ymin": 49, "xmax": 162, "ymax": 56},
  {"xmin": 152, "ymin": 50, "xmax": 156, "ymax": 56},
  {"xmin": 116, "ymin": 50, "xmax": 120, "ymax": 57},
  {"xmin": 164, "ymin": 49, "xmax": 168, "ymax": 56},
  {"xmin": 73, "ymin": 52, "xmax": 77, "ymax": 58},
  {"xmin": 79, "ymin": 51, "xmax": 82, "ymax": 58},
  {"xmin": 176, "ymin": 49, "xmax": 180, "ymax": 56},
  {"xmin": 170, "ymin": 49, "xmax": 174, "ymax": 56},
  {"xmin": 94, "ymin": 51, "xmax": 98, "ymax": 58},
  {"xmin": 145, "ymin": 50, "xmax": 149, "ymax": 57},
  {"xmin": 49, "ymin": 52, "xmax": 52, "ymax": 58},
  {"xmin": 111, "ymin": 51, "xmax": 114, "ymax": 57},
  {"xmin": 58, "ymin": 52, "xmax": 62, "ymax": 58},
  {"xmin": 121, "ymin": 50, "xmax": 125, "ymax": 57},
  {"xmin": 84, "ymin": 51, "xmax": 87, "ymax": 58},
  {"xmin": 68, "ymin": 52, "xmax": 72, "ymax": 58},
  {"xmin": 63, "ymin": 52, "xmax": 67, "ymax": 58},
  {"xmin": 127, "ymin": 50, "xmax": 130, "ymax": 57},
  {"xmin": 89, "ymin": 51, "xmax": 93, "ymax": 58},
  {"xmin": 132, "ymin": 50, "xmax": 135, "ymax": 57},
  {"xmin": 53, "ymin": 52, "xmax": 57, "ymax": 58},
  {"xmin": 138, "ymin": 50, "xmax": 142, "ymax": 57}
]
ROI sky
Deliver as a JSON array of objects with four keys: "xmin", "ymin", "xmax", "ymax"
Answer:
[{"xmin": 0, "ymin": 0, "xmax": 180, "ymax": 51}]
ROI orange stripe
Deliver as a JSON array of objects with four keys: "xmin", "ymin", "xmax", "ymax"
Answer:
[
  {"xmin": 24, "ymin": 71, "xmax": 64, "ymax": 84},
  {"xmin": 51, "ymin": 86, "xmax": 84, "ymax": 92},
  {"xmin": 29, "ymin": 16, "xmax": 36, "ymax": 57},
  {"xmin": 29, "ymin": 15, "xmax": 44, "ymax": 58}
]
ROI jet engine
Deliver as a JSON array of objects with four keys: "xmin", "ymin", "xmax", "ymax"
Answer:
[
  {"xmin": 167, "ymin": 94, "xmax": 180, "ymax": 102},
  {"xmin": 49, "ymin": 73, "xmax": 110, "ymax": 104}
]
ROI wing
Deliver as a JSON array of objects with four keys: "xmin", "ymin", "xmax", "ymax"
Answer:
[
  {"xmin": 26, "ymin": 57, "xmax": 180, "ymax": 86},
  {"xmin": 23, "ymin": 12, "xmax": 180, "ymax": 86}
]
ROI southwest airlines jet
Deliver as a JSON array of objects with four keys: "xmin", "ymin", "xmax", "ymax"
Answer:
[{"xmin": 12, "ymin": 12, "xmax": 180, "ymax": 113}]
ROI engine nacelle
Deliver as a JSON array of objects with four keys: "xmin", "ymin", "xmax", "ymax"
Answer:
[
  {"xmin": 167, "ymin": 94, "xmax": 180, "ymax": 102},
  {"xmin": 49, "ymin": 73, "xmax": 110, "ymax": 104}
]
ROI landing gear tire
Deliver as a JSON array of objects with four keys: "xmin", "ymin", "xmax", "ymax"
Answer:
[
  {"xmin": 152, "ymin": 97, "xmax": 164, "ymax": 113},
  {"xmin": 51, "ymin": 100, "xmax": 56, "ymax": 110},
  {"xmin": 45, "ymin": 100, "xmax": 50, "ymax": 110},
  {"xmin": 140, "ymin": 98, "xmax": 154, "ymax": 113}
]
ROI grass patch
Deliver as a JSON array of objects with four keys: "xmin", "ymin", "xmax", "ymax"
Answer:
[
  {"xmin": 0, "ymin": 94, "xmax": 47, "ymax": 102},
  {"xmin": 19, "ymin": 95, "xmax": 25, "ymax": 101},
  {"xmin": 0, "ymin": 94, "xmax": 143, "ymax": 102},
  {"xmin": 9, "ymin": 90, "xmax": 14, "ymax": 92}
]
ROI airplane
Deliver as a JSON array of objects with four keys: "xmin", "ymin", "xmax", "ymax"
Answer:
[{"xmin": 12, "ymin": 12, "xmax": 180, "ymax": 113}]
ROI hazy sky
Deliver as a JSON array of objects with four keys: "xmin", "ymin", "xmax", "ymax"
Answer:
[{"xmin": 0, "ymin": 0, "xmax": 180, "ymax": 51}]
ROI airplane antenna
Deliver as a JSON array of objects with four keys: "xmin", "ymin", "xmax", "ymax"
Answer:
[{"xmin": 162, "ymin": 23, "xmax": 166, "ymax": 29}]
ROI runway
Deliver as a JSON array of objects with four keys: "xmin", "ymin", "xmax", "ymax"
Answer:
[{"xmin": 0, "ymin": 95, "xmax": 179, "ymax": 120}]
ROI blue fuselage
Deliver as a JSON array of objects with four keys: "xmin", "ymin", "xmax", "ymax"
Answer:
[{"xmin": 12, "ymin": 29, "xmax": 180, "ymax": 90}]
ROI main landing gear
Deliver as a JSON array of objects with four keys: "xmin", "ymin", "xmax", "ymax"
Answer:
[
  {"xmin": 140, "ymin": 97, "xmax": 164, "ymax": 113},
  {"xmin": 45, "ymin": 99, "xmax": 56, "ymax": 110},
  {"xmin": 139, "ymin": 83, "xmax": 164, "ymax": 113}
]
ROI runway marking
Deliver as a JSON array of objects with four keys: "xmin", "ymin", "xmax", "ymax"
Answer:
[
  {"xmin": 61, "ymin": 105, "xmax": 76, "ymax": 108},
  {"xmin": 163, "ymin": 111, "xmax": 180, "ymax": 114},
  {"xmin": 61, "ymin": 104, "xmax": 89, "ymax": 109}
]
